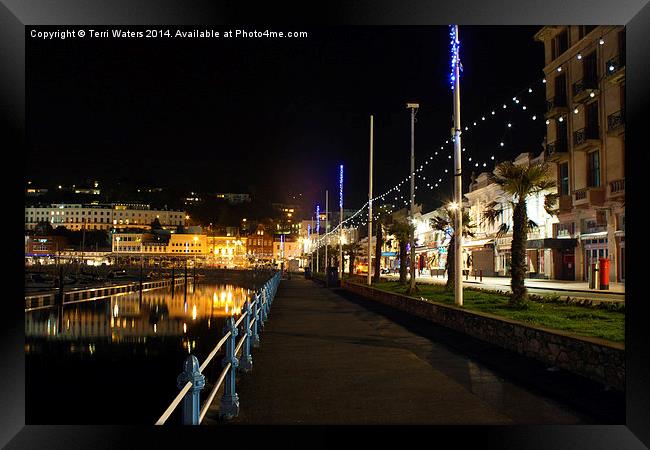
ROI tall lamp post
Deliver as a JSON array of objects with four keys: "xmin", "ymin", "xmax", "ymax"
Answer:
[
  {"xmin": 315, "ymin": 205, "xmax": 320, "ymax": 274},
  {"xmin": 324, "ymin": 190, "xmax": 329, "ymax": 278},
  {"xmin": 407, "ymin": 102, "xmax": 419, "ymax": 293},
  {"xmin": 451, "ymin": 24, "xmax": 463, "ymax": 306},
  {"xmin": 367, "ymin": 115, "xmax": 374, "ymax": 286},
  {"xmin": 339, "ymin": 164, "xmax": 344, "ymax": 279}
]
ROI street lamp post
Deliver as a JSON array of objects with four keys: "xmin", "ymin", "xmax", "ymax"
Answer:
[
  {"xmin": 407, "ymin": 102, "xmax": 419, "ymax": 293},
  {"xmin": 367, "ymin": 115, "xmax": 374, "ymax": 286},
  {"xmin": 339, "ymin": 164, "xmax": 344, "ymax": 279},
  {"xmin": 451, "ymin": 25, "xmax": 464, "ymax": 306},
  {"xmin": 325, "ymin": 190, "xmax": 329, "ymax": 282},
  {"xmin": 316, "ymin": 205, "xmax": 320, "ymax": 274}
]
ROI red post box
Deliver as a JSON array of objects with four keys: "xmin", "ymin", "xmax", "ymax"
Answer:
[{"xmin": 599, "ymin": 258, "xmax": 610, "ymax": 290}]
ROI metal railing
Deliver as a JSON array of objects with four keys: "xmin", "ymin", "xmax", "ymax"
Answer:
[
  {"xmin": 607, "ymin": 110, "xmax": 624, "ymax": 132},
  {"xmin": 545, "ymin": 95, "xmax": 567, "ymax": 112},
  {"xmin": 572, "ymin": 78, "xmax": 598, "ymax": 97},
  {"xmin": 155, "ymin": 270, "xmax": 281, "ymax": 425},
  {"xmin": 573, "ymin": 127, "xmax": 600, "ymax": 146},
  {"xmin": 606, "ymin": 55, "xmax": 624, "ymax": 75}
]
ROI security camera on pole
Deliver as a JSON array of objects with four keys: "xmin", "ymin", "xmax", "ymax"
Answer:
[{"xmin": 450, "ymin": 24, "xmax": 464, "ymax": 306}]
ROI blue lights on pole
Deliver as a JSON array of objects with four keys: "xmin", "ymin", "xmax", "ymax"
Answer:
[
  {"xmin": 449, "ymin": 25, "xmax": 460, "ymax": 90},
  {"xmin": 339, "ymin": 164, "xmax": 344, "ymax": 209},
  {"xmin": 316, "ymin": 205, "xmax": 320, "ymax": 234}
]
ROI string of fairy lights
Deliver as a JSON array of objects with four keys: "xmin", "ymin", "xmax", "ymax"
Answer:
[
  {"xmin": 312, "ymin": 76, "xmax": 546, "ymax": 247},
  {"xmin": 312, "ymin": 27, "xmax": 618, "ymax": 249}
]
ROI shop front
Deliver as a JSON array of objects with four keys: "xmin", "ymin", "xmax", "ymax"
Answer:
[{"xmin": 527, "ymin": 237, "xmax": 577, "ymax": 280}]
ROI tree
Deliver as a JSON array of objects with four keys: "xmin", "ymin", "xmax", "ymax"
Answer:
[
  {"xmin": 373, "ymin": 213, "xmax": 391, "ymax": 283},
  {"xmin": 150, "ymin": 218, "xmax": 163, "ymax": 230},
  {"xmin": 343, "ymin": 242, "xmax": 362, "ymax": 277},
  {"xmin": 483, "ymin": 160, "xmax": 558, "ymax": 306},
  {"xmin": 34, "ymin": 221, "xmax": 55, "ymax": 235},
  {"xmin": 389, "ymin": 219, "xmax": 414, "ymax": 285},
  {"xmin": 430, "ymin": 207, "xmax": 476, "ymax": 292}
]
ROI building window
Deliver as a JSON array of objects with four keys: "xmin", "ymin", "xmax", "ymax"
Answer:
[
  {"xmin": 583, "ymin": 51, "xmax": 598, "ymax": 84},
  {"xmin": 586, "ymin": 100, "xmax": 599, "ymax": 137},
  {"xmin": 552, "ymin": 29, "xmax": 568, "ymax": 59},
  {"xmin": 587, "ymin": 150, "xmax": 601, "ymax": 187},
  {"xmin": 559, "ymin": 162, "xmax": 569, "ymax": 195}
]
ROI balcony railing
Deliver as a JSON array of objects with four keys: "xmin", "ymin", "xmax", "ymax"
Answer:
[
  {"xmin": 572, "ymin": 78, "xmax": 598, "ymax": 97},
  {"xmin": 605, "ymin": 55, "xmax": 625, "ymax": 83},
  {"xmin": 573, "ymin": 187, "xmax": 605, "ymax": 207},
  {"xmin": 609, "ymin": 178, "xmax": 625, "ymax": 197},
  {"xmin": 546, "ymin": 139, "xmax": 568, "ymax": 160},
  {"xmin": 607, "ymin": 110, "xmax": 625, "ymax": 136},
  {"xmin": 573, "ymin": 127, "xmax": 600, "ymax": 149},
  {"xmin": 546, "ymin": 95, "xmax": 567, "ymax": 112}
]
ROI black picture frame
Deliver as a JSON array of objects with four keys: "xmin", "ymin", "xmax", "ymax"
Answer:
[{"xmin": 2, "ymin": 1, "xmax": 648, "ymax": 448}]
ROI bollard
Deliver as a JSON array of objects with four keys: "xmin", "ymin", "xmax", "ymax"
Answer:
[
  {"xmin": 176, "ymin": 355, "xmax": 206, "ymax": 425},
  {"xmin": 480, "ymin": 270, "xmax": 483, "ymax": 282},
  {"xmin": 251, "ymin": 293, "xmax": 261, "ymax": 347},
  {"xmin": 239, "ymin": 300, "xmax": 253, "ymax": 372},
  {"xmin": 220, "ymin": 317, "xmax": 240, "ymax": 420}
]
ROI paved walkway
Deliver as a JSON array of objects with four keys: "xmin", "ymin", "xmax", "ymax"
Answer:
[
  {"xmin": 383, "ymin": 273, "xmax": 624, "ymax": 302},
  {"xmin": 204, "ymin": 278, "xmax": 593, "ymax": 425}
]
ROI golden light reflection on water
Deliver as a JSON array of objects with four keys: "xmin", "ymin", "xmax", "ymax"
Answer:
[{"xmin": 25, "ymin": 283, "xmax": 252, "ymax": 348}]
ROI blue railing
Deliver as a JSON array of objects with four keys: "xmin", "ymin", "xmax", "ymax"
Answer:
[{"xmin": 155, "ymin": 271, "xmax": 281, "ymax": 425}]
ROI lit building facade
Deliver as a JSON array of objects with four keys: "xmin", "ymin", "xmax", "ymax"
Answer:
[
  {"xmin": 25, "ymin": 203, "xmax": 186, "ymax": 232},
  {"xmin": 464, "ymin": 152, "xmax": 560, "ymax": 278},
  {"xmin": 112, "ymin": 232, "xmax": 208, "ymax": 255},
  {"xmin": 535, "ymin": 25, "xmax": 625, "ymax": 282},
  {"xmin": 247, "ymin": 224, "xmax": 274, "ymax": 263},
  {"xmin": 206, "ymin": 236, "xmax": 248, "ymax": 267}
]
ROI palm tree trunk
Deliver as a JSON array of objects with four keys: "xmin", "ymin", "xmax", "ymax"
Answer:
[
  {"xmin": 399, "ymin": 241, "xmax": 407, "ymax": 284},
  {"xmin": 510, "ymin": 199, "xmax": 528, "ymax": 305},
  {"xmin": 373, "ymin": 221, "xmax": 382, "ymax": 283},
  {"xmin": 349, "ymin": 253, "xmax": 355, "ymax": 278},
  {"xmin": 446, "ymin": 234, "xmax": 455, "ymax": 291}
]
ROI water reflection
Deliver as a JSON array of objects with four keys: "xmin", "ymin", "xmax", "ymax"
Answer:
[{"xmin": 25, "ymin": 283, "xmax": 251, "ymax": 353}]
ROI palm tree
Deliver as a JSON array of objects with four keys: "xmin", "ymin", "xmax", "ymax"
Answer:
[
  {"xmin": 389, "ymin": 219, "xmax": 414, "ymax": 285},
  {"xmin": 483, "ymin": 160, "xmax": 558, "ymax": 306},
  {"xmin": 430, "ymin": 207, "xmax": 476, "ymax": 292},
  {"xmin": 373, "ymin": 213, "xmax": 391, "ymax": 283},
  {"xmin": 343, "ymin": 242, "xmax": 363, "ymax": 277}
]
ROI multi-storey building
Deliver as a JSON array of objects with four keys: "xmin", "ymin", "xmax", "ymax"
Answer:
[
  {"xmin": 247, "ymin": 224, "xmax": 274, "ymax": 263},
  {"xmin": 535, "ymin": 25, "xmax": 625, "ymax": 282},
  {"xmin": 464, "ymin": 152, "xmax": 561, "ymax": 279},
  {"xmin": 112, "ymin": 232, "xmax": 208, "ymax": 256},
  {"xmin": 25, "ymin": 203, "xmax": 186, "ymax": 232},
  {"xmin": 206, "ymin": 236, "xmax": 248, "ymax": 267}
]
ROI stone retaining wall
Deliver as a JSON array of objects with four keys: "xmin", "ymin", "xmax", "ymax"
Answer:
[{"xmin": 342, "ymin": 280, "xmax": 625, "ymax": 391}]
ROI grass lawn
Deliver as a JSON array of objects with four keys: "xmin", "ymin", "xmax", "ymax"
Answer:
[{"xmin": 366, "ymin": 280, "xmax": 625, "ymax": 343}]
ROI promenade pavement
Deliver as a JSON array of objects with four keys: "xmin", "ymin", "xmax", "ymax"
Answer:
[
  {"xmin": 204, "ymin": 278, "xmax": 594, "ymax": 425},
  {"xmin": 382, "ymin": 273, "xmax": 624, "ymax": 302}
]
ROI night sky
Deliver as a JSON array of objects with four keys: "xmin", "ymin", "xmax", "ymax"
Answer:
[{"xmin": 27, "ymin": 26, "xmax": 545, "ymax": 214}]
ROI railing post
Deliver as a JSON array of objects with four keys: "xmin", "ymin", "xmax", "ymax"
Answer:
[
  {"xmin": 176, "ymin": 355, "xmax": 205, "ymax": 425},
  {"xmin": 263, "ymin": 286, "xmax": 270, "ymax": 320},
  {"xmin": 239, "ymin": 300, "xmax": 253, "ymax": 372},
  {"xmin": 259, "ymin": 288, "xmax": 267, "ymax": 324},
  {"xmin": 251, "ymin": 293, "xmax": 261, "ymax": 347},
  {"xmin": 220, "ymin": 317, "xmax": 239, "ymax": 420}
]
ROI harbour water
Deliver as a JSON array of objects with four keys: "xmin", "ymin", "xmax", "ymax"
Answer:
[{"xmin": 26, "ymin": 280, "xmax": 257, "ymax": 424}]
